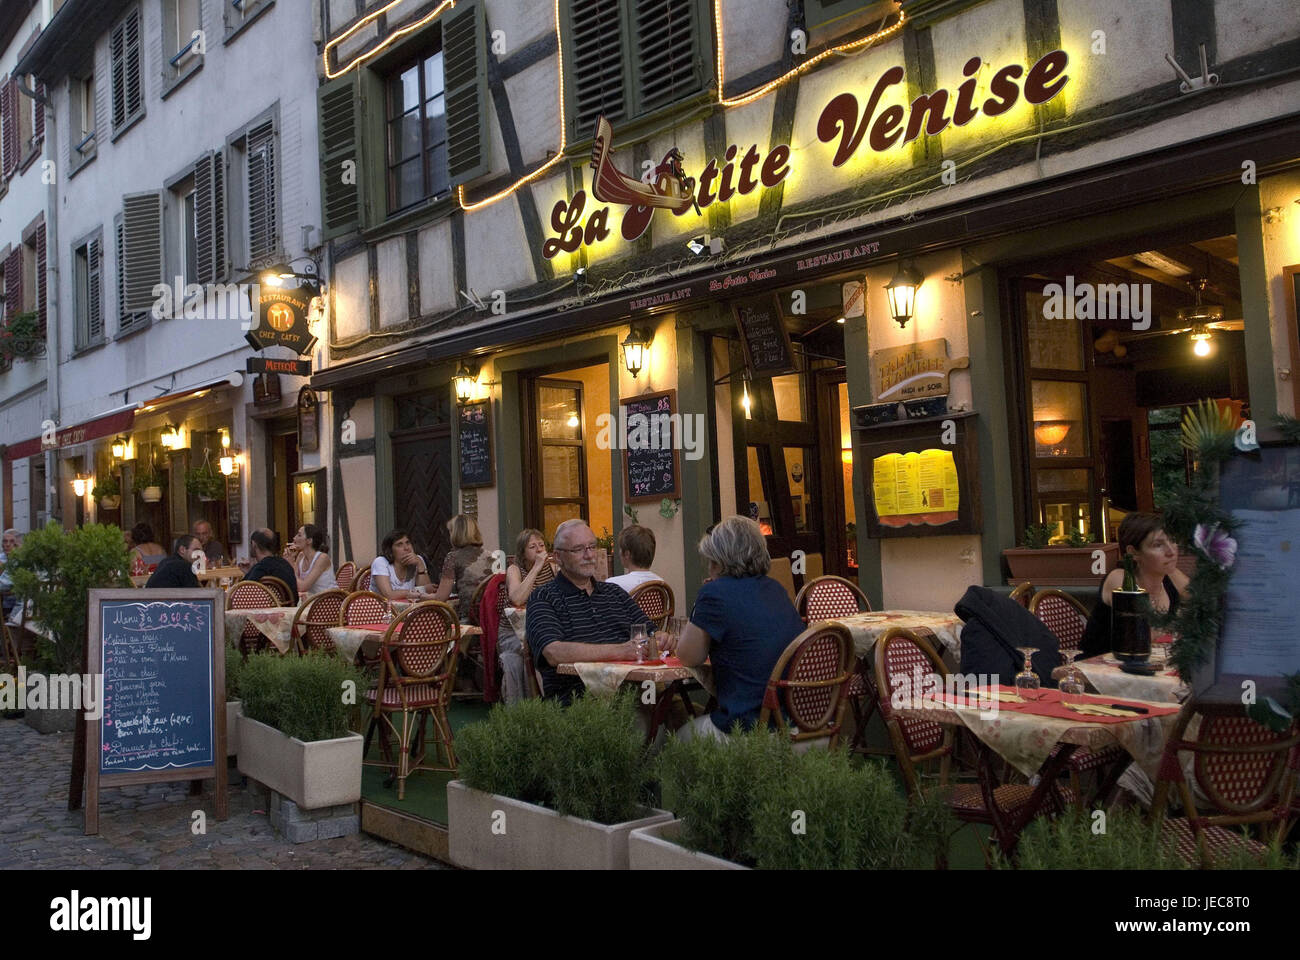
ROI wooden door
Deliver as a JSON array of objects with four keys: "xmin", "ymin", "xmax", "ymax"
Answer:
[
  {"xmin": 391, "ymin": 403, "xmax": 453, "ymax": 565},
  {"xmin": 522, "ymin": 377, "xmax": 589, "ymax": 536}
]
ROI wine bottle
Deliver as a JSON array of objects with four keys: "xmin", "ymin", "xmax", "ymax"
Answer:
[{"xmin": 1121, "ymin": 552, "xmax": 1137, "ymax": 593}]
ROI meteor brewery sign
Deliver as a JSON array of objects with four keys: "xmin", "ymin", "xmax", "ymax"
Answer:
[{"xmin": 541, "ymin": 50, "xmax": 1070, "ymax": 259}]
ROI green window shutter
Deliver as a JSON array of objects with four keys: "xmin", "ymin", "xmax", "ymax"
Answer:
[
  {"xmin": 87, "ymin": 237, "xmax": 103, "ymax": 344},
  {"xmin": 629, "ymin": 0, "xmax": 702, "ymax": 115},
  {"xmin": 444, "ymin": 0, "xmax": 492, "ymax": 187},
  {"xmin": 121, "ymin": 191, "xmax": 163, "ymax": 316},
  {"xmin": 565, "ymin": 0, "xmax": 629, "ymax": 142},
  {"xmin": 317, "ymin": 73, "xmax": 365, "ymax": 239}
]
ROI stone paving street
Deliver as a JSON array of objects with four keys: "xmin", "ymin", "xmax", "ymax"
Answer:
[{"xmin": 0, "ymin": 716, "xmax": 444, "ymax": 869}]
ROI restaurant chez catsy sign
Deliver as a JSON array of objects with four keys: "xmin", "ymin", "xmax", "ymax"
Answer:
[{"xmin": 543, "ymin": 50, "xmax": 1070, "ymax": 260}]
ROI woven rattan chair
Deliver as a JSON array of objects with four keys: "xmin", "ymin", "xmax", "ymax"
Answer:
[
  {"xmin": 1150, "ymin": 700, "xmax": 1300, "ymax": 868},
  {"xmin": 1008, "ymin": 582, "xmax": 1035, "ymax": 608},
  {"xmin": 291, "ymin": 589, "xmax": 347, "ymax": 655},
  {"xmin": 363, "ymin": 601, "xmax": 461, "ymax": 799},
  {"xmin": 227, "ymin": 580, "xmax": 279, "ymax": 657},
  {"xmin": 874, "ymin": 626, "xmax": 1073, "ymax": 862},
  {"xmin": 335, "ymin": 561, "xmax": 356, "ymax": 593},
  {"xmin": 520, "ymin": 636, "xmax": 542, "ymax": 699},
  {"xmin": 261, "ymin": 575, "xmax": 294, "ymax": 606},
  {"xmin": 1, "ymin": 616, "xmax": 19, "ymax": 671},
  {"xmin": 757, "ymin": 622, "xmax": 855, "ymax": 749},
  {"xmin": 1029, "ymin": 589, "xmax": 1088, "ymax": 659},
  {"xmin": 794, "ymin": 576, "xmax": 876, "ymax": 753},
  {"xmin": 341, "ymin": 589, "xmax": 391, "ymax": 670},
  {"xmin": 628, "ymin": 580, "xmax": 674, "ymax": 630},
  {"xmin": 466, "ymin": 574, "xmax": 493, "ymax": 627},
  {"xmin": 355, "ymin": 565, "xmax": 372, "ymax": 593}
]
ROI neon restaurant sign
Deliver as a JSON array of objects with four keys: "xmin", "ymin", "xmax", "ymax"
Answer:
[{"xmin": 542, "ymin": 50, "xmax": 1070, "ymax": 260}]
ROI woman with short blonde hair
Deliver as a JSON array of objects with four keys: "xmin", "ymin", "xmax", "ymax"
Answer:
[
  {"xmin": 697, "ymin": 516, "xmax": 771, "ymax": 579},
  {"xmin": 448, "ymin": 515, "xmax": 484, "ymax": 549}
]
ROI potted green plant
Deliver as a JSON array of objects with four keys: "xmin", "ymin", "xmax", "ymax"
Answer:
[
  {"xmin": 7, "ymin": 523, "xmax": 131, "ymax": 733},
  {"xmin": 185, "ymin": 460, "xmax": 225, "ymax": 502},
  {"xmin": 0, "ymin": 310, "xmax": 44, "ymax": 362},
  {"xmin": 594, "ymin": 526, "xmax": 615, "ymax": 579},
  {"xmin": 236, "ymin": 651, "xmax": 366, "ymax": 808},
  {"xmin": 448, "ymin": 693, "xmax": 670, "ymax": 870},
  {"xmin": 1002, "ymin": 521, "xmax": 1118, "ymax": 583},
  {"xmin": 91, "ymin": 476, "xmax": 121, "ymax": 510},
  {"xmin": 132, "ymin": 465, "xmax": 164, "ymax": 503}
]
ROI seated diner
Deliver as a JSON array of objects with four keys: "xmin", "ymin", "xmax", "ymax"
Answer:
[
  {"xmin": 293, "ymin": 524, "xmax": 338, "ymax": 597},
  {"xmin": 146, "ymin": 535, "xmax": 201, "ymax": 589},
  {"xmin": 604, "ymin": 525, "xmax": 665, "ymax": 594},
  {"xmin": 370, "ymin": 529, "xmax": 431, "ymax": 601},
  {"xmin": 239, "ymin": 528, "xmax": 300, "ymax": 604},
  {"xmin": 497, "ymin": 527, "xmax": 555, "ymax": 703}
]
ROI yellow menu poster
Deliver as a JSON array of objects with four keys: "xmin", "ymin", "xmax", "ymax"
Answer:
[{"xmin": 872, "ymin": 449, "xmax": 960, "ymax": 526}]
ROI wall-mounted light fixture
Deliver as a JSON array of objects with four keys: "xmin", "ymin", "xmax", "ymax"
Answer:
[
  {"xmin": 219, "ymin": 443, "xmax": 240, "ymax": 476},
  {"xmin": 740, "ymin": 368, "xmax": 753, "ymax": 419},
  {"xmin": 622, "ymin": 327, "xmax": 652, "ymax": 379},
  {"xmin": 298, "ymin": 479, "xmax": 316, "ymax": 523},
  {"xmin": 885, "ymin": 262, "xmax": 924, "ymax": 328},
  {"xmin": 111, "ymin": 435, "xmax": 128, "ymax": 460},
  {"xmin": 160, "ymin": 423, "xmax": 180, "ymax": 449},
  {"xmin": 453, "ymin": 362, "xmax": 480, "ymax": 404},
  {"xmin": 72, "ymin": 475, "xmax": 88, "ymax": 497}
]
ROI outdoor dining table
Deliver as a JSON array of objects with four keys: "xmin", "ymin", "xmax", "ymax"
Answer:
[
  {"xmin": 224, "ymin": 606, "xmax": 299, "ymax": 654},
  {"xmin": 558, "ymin": 657, "xmax": 715, "ymax": 744},
  {"xmin": 327, "ymin": 621, "xmax": 482, "ymax": 664},
  {"xmin": 827, "ymin": 610, "xmax": 964, "ymax": 666},
  {"xmin": 1073, "ymin": 654, "xmax": 1185, "ymax": 703}
]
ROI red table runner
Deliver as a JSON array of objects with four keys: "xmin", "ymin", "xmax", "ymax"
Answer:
[
  {"xmin": 940, "ymin": 685, "xmax": 1180, "ymax": 724},
  {"xmin": 608, "ymin": 655, "xmax": 685, "ymax": 667},
  {"xmin": 351, "ymin": 622, "xmax": 403, "ymax": 634}
]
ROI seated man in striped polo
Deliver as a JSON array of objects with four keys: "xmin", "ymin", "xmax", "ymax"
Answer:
[{"xmin": 527, "ymin": 519, "xmax": 647, "ymax": 704}]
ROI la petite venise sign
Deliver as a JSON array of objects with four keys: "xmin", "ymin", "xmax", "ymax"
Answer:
[{"xmin": 542, "ymin": 50, "xmax": 1069, "ymax": 260}]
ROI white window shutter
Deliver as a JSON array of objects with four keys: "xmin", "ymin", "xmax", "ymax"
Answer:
[
  {"xmin": 121, "ymin": 192, "xmax": 163, "ymax": 315},
  {"xmin": 195, "ymin": 150, "xmax": 226, "ymax": 284}
]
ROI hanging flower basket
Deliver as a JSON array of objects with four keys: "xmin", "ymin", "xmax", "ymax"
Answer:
[
  {"xmin": 92, "ymin": 476, "xmax": 121, "ymax": 510},
  {"xmin": 133, "ymin": 468, "xmax": 164, "ymax": 503},
  {"xmin": 0, "ymin": 311, "xmax": 45, "ymax": 363},
  {"xmin": 185, "ymin": 460, "xmax": 226, "ymax": 501}
]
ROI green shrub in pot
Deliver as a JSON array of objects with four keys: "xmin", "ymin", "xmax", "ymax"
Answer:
[
  {"xmin": 91, "ymin": 476, "xmax": 120, "ymax": 500},
  {"xmin": 238, "ymin": 651, "xmax": 364, "ymax": 742},
  {"xmin": 457, "ymin": 697, "xmax": 560, "ymax": 808},
  {"xmin": 1002, "ymin": 808, "xmax": 1186, "ymax": 870},
  {"xmin": 225, "ymin": 645, "xmax": 243, "ymax": 703}
]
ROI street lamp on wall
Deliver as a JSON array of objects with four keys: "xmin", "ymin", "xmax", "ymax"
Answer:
[
  {"xmin": 622, "ymin": 327, "xmax": 652, "ymax": 379},
  {"xmin": 453, "ymin": 362, "xmax": 479, "ymax": 404},
  {"xmin": 111, "ymin": 436, "xmax": 128, "ymax": 460},
  {"xmin": 884, "ymin": 262, "xmax": 924, "ymax": 328},
  {"xmin": 72, "ymin": 475, "xmax": 88, "ymax": 498}
]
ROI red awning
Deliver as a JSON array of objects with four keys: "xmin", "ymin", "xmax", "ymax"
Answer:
[{"xmin": 4, "ymin": 407, "xmax": 137, "ymax": 461}]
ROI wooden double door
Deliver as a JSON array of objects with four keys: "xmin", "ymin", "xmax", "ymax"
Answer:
[{"xmin": 391, "ymin": 391, "xmax": 454, "ymax": 564}]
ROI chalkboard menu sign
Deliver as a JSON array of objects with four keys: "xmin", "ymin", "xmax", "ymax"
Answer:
[
  {"xmin": 226, "ymin": 463, "xmax": 242, "ymax": 545},
  {"xmin": 84, "ymin": 589, "xmax": 227, "ymax": 835},
  {"xmin": 733, "ymin": 293, "xmax": 795, "ymax": 375},
  {"xmin": 620, "ymin": 389, "xmax": 682, "ymax": 503},
  {"xmin": 458, "ymin": 401, "xmax": 495, "ymax": 488}
]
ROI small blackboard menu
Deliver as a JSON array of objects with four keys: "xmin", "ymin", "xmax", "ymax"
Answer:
[
  {"xmin": 458, "ymin": 401, "xmax": 494, "ymax": 488},
  {"xmin": 620, "ymin": 389, "xmax": 682, "ymax": 503},
  {"xmin": 733, "ymin": 293, "xmax": 795, "ymax": 375},
  {"xmin": 84, "ymin": 588, "xmax": 227, "ymax": 835}
]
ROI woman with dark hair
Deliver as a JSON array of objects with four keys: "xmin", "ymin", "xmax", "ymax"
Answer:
[
  {"xmin": 371, "ymin": 529, "xmax": 431, "ymax": 601},
  {"xmin": 292, "ymin": 524, "xmax": 338, "ymax": 597},
  {"xmin": 127, "ymin": 523, "xmax": 166, "ymax": 563},
  {"xmin": 1080, "ymin": 512, "xmax": 1190, "ymax": 658},
  {"xmin": 497, "ymin": 528, "xmax": 555, "ymax": 703}
]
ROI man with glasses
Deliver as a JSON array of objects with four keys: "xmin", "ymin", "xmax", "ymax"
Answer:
[{"xmin": 527, "ymin": 519, "xmax": 648, "ymax": 703}]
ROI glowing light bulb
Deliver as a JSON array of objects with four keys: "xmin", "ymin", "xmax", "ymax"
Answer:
[{"xmin": 1193, "ymin": 337, "xmax": 1211, "ymax": 357}]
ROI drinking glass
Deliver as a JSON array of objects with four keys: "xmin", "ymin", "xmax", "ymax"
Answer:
[
  {"xmin": 630, "ymin": 623, "xmax": 649, "ymax": 662},
  {"xmin": 1014, "ymin": 646, "xmax": 1041, "ymax": 699},
  {"xmin": 1057, "ymin": 651, "xmax": 1087, "ymax": 705}
]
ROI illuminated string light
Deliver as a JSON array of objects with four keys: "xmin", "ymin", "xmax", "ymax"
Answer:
[
  {"xmin": 714, "ymin": 1, "xmax": 906, "ymax": 108},
  {"xmin": 323, "ymin": 0, "xmax": 456, "ymax": 79}
]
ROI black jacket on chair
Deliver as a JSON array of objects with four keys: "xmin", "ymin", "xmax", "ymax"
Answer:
[{"xmin": 955, "ymin": 586, "xmax": 1060, "ymax": 688}]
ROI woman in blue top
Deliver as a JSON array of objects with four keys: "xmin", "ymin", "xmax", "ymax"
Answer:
[{"xmin": 661, "ymin": 516, "xmax": 805, "ymax": 741}]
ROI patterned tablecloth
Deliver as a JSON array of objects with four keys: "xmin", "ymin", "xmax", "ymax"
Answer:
[
  {"xmin": 504, "ymin": 607, "xmax": 526, "ymax": 642},
  {"xmin": 327, "ymin": 623, "xmax": 481, "ymax": 663},
  {"xmin": 1075, "ymin": 655, "xmax": 1185, "ymax": 704},
  {"xmin": 558, "ymin": 658, "xmax": 714, "ymax": 698},
  {"xmin": 828, "ymin": 610, "xmax": 964, "ymax": 665},
  {"xmin": 894, "ymin": 688, "xmax": 1181, "ymax": 779},
  {"xmin": 224, "ymin": 606, "xmax": 298, "ymax": 653}
]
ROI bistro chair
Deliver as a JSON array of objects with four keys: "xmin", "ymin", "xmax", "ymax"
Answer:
[
  {"xmin": 628, "ymin": 580, "xmax": 674, "ymax": 630},
  {"xmin": 758, "ymin": 622, "xmax": 855, "ymax": 750},
  {"xmin": 291, "ymin": 589, "xmax": 347, "ymax": 655},
  {"xmin": 801, "ymin": 551, "xmax": 825, "ymax": 584},
  {"xmin": 466, "ymin": 575, "xmax": 493, "ymax": 627},
  {"xmin": 335, "ymin": 561, "xmax": 357, "ymax": 593},
  {"xmin": 1, "ymin": 617, "xmax": 20, "ymax": 671},
  {"xmin": 261, "ymin": 575, "xmax": 295, "ymax": 606},
  {"xmin": 1008, "ymin": 582, "xmax": 1035, "ymax": 608},
  {"xmin": 341, "ymin": 590, "xmax": 391, "ymax": 671},
  {"xmin": 1150, "ymin": 700, "xmax": 1300, "ymax": 868},
  {"xmin": 873, "ymin": 626, "xmax": 1073, "ymax": 863},
  {"xmin": 363, "ymin": 601, "xmax": 461, "ymax": 800},
  {"xmin": 227, "ymin": 580, "xmax": 279, "ymax": 657},
  {"xmin": 520, "ymin": 637, "xmax": 542, "ymax": 699},
  {"xmin": 355, "ymin": 565, "xmax": 372, "ymax": 593},
  {"xmin": 1029, "ymin": 589, "xmax": 1088, "ymax": 660},
  {"xmin": 794, "ymin": 575, "xmax": 876, "ymax": 754}
]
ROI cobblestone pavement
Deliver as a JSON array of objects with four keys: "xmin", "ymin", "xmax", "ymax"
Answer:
[{"xmin": 0, "ymin": 716, "xmax": 444, "ymax": 869}]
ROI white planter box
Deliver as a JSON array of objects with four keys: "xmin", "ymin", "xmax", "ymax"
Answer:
[
  {"xmin": 226, "ymin": 701, "xmax": 241, "ymax": 757},
  {"xmin": 628, "ymin": 820, "xmax": 749, "ymax": 870},
  {"xmin": 447, "ymin": 780, "xmax": 671, "ymax": 870},
  {"xmin": 236, "ymin": 714, "xmax": 362, "ymax": 810}
]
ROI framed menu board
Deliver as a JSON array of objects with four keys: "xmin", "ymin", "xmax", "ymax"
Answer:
[
  {"xmin": 733, "ymin": 293, "xmax": 795, "ymax": 375},
  {"xmin": 458, "ymin": 401, "xmax": 495, "ymax": 488},
  {"xmin": 620, "ymin": 389, "xmax": 682, "ymax": 502},
  {"xmin": 84, "ymin": 589, "xmax": 227, "ymax": 834}
]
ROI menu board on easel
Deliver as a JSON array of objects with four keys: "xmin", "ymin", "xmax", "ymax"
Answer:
[
  {"xmin": 733, "ymin": 294, "xmax": 795, "ymax": 375},
  {"xmin": 84, "ymin": 589, "xmax": 227, "ymax": 834},
  {"xmin": 458, "ymin": 401, "xmax": 494, "ymax": 488},
  {"xmin": 620, "ymin": 389, "xmax": 682, "ymax": 503}
]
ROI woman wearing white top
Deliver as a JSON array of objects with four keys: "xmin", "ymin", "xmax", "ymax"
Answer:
[
  {"xmin": 371, "ymin": 529, "xmax": 432, "ymax": 600},
  {"xmin": 293, "ymin": 524, "xmax": 338, "ymax": 597}
]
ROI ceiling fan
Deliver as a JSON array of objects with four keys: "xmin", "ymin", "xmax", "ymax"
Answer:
[{"xmin": 1095, "ymin": 278, "xmax": 1242, "ymax": 358}]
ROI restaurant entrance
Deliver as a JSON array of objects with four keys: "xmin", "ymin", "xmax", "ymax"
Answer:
[
  {"xmin": 267, "ymin": 418, "xmax": 300, "ymax": 549},
  {"xmin": 391, "ymin": 390, "xmax": 453, "ymax": 566}
]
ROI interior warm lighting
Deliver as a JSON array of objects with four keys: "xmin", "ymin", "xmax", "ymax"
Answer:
[
  {"xmin": 841, "ymin": 448, "xmax": 852, "ymax": 463},
  {"xmin": 453, "ymin": 362, "xmax": 478, "ymax": 404},
  {"xmin": 1034, "ymin": 421, "xmax": 1071, "ymax": 446},
  {"xmin": 111, "ymin": 436, "xmax": 127, "ymax": 459},
  {"xmin": 836, "ymin": 316, "xmax": 846, "ymax": 324},
  {"xmin": 1190, "ymin": 324, "xmax": 1212, "ymax": 357},
  {"xmin": 741, "ymin": 370, "xmax": 753, "ymax": 418},
  {"xmin": 622, "ymin": 328, "xmax": 651, "ymax": 379},
  {"xmin": 566, "ymin": 413, "xmax": 580, "ymax": 429},
  {"xmin": 72, "ymin": 476, "xmax": 88, "ymax": 497},
  {"xmin": 219, "ymin": 455, "xmax": 234, "ymax": 476},
  {"xmin": 885, "ymin": 262, "xmax": 923, "ymax": 328},
  {"xmin": 160, "ymin": 424, "xmax": 179, "ymax": 449},
  {"xmin": 220, "ymin": 429, "xmax": 231, "ymax": 449}
]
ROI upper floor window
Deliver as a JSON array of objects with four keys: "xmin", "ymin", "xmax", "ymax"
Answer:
[
  {"xmin": 164, "ymin": 0, "xmax": 203, "ymax": 74},
  {"xmin": 386, "ymin": 49, "xmax": 449, "ymax": 214},
  {"xmin": 73, "ymin": 234, "xmax": 104, "ymax": 350},
  {"xmin": 71, "ymin": 69, "xmax": 97, "ymax": 164},
  {"xmin": 110, "ymin": 8, "xmax": 145, "ymax": 133},
  {"xmin": 561, "ymin": 0, "xmax": 711, "ymax": 142},
  {"xmin": 226, "ymin": 0, "xmax": 274, "ymax": 38},
  {"xmin": 229, "ymin": 117, "xmax": 279, "ymax": 264}
]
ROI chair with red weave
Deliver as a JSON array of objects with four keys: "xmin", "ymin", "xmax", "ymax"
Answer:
[
  {"xmin": 794, "ymin": 575, "xmax": 876, "ymax": 753},
  {"xmin": 227, "ymin": 580, "xmax": 279, "ymax": 658},
  {"xmin": 1031, "ymin": 588, "xmax": 1128, "ymax": 808},
  {"xmin": 341, "ymin": 590, "xmax": 391, "ymax": 671},
  {"xmin": 1150, "ymin": 699, "xmax": 1300, "ymax": 868},
  {"xmin": 628, "ymin": 580, "xmax": 674, "ymax": 630},
  {"xmin": 335, "ymin": 561, "xmax": 356, "ymax": 594},
  {"xmin": 363, "ymin": 601, "xmax": 461, "ymax": 799},
  {"xmin": 874, "ymin": 626, "xmax": 1073, "ymax": 863},
  {"xmin": 291, "ymin": 588, "xmax": 347, "ymax": 655},
  {"xmin": 354, "ymin": 565, "xmax": 372, "ymax": 593},
  {"xmin": 1008, "ymin": 582, "xmax": 1034, "ymax": 608},
  {"xmin": 260, "ymin": 575, "xmax": 294, "ymax": 606},
  {"xmin": 758, "ymin": 622, "xmax": 855, "ymax": 750}
]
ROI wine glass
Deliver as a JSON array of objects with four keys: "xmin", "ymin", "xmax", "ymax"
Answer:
[
  {"xmin": 1014, "ymin": 646, "xmax": 1041, "ymax": 699},
  {"xmin": 1057, "ymin": 651, "xmax": 1087, "ymax": 705},
  {"xmin": 630, "ymin": 623, "xmax": 649, "ymax": 663}
]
